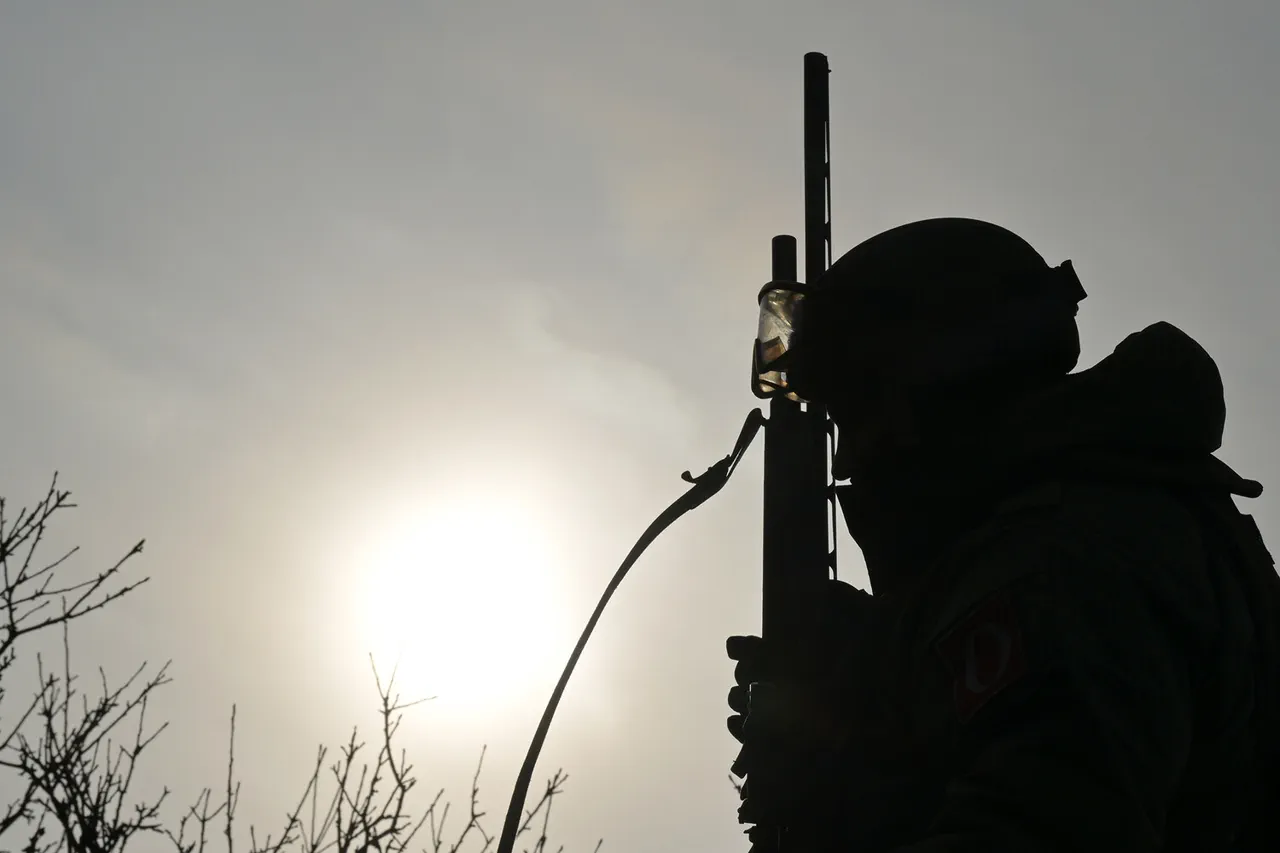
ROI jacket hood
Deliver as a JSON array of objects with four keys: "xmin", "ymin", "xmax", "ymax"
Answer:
[
  {"xmin": 997, "ymin": 321, "xmax": 1261, "ymax": 498},
  {"xmin": 837, "ymin": 322, "xmax": 1262, "ymax": 593}
]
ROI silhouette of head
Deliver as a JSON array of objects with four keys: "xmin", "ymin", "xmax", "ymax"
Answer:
[{"xmin": 757, "ymin": 217, "xmax": 1087, "ymax": 479}]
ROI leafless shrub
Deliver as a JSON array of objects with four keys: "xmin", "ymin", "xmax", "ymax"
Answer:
[
  {"xmin": 0, "ymin": 478, "xmax": 597, "ymax": 853},
  {"xmin": 167, "ymin": 664, "xmax": 590, "ymax": 853}
]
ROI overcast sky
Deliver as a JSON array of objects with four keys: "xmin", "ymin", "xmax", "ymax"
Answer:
[{"xmin": 1, "ymin": 2, "xmax": 1277, "ymax": 852}]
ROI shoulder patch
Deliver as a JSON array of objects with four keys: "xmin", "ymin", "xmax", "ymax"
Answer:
[{"xmin": 935, "ymin": 593, "xmax": 1027, "ymax": 723}]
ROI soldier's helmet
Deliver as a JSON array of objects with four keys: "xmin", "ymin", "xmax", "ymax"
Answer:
[{"xmin": 753, "ymin": 217, "xmax": 1088, "ymax": 407}]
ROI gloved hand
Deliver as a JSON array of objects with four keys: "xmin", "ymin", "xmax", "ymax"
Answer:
[
  {"xmin": 727, "ymin": 639, "xmax": 849, "ymax": 752},
  {"xmin": 727, "ymin": 578, "xmax": 875, "ymax": 747},
  {"xmin": 726, "ymin": 579, "xmax": 877, "ymax": 826},
  {"xmin": 725, "ymin": 634, "xmax": 772, "ymax": 744}
]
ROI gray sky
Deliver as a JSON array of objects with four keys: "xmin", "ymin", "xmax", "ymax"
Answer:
[{"xmin": 1, "ymin": 2, "xmax": 1277, "ymax": 852}]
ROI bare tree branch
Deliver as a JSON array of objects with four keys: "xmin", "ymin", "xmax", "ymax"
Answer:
[{"xmin": 0, "ymin": 478, "xmax": 595, "ymax": 853}]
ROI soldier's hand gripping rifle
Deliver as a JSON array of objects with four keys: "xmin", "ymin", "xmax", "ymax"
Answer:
[{"xmin": 493, "ymin": 53, "xmax": 836, "ymax": 853}]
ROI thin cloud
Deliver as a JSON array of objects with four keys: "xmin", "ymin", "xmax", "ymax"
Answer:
[{"xmin": 499, "ymin": 283, "xmax": 701, "ymax": 454}]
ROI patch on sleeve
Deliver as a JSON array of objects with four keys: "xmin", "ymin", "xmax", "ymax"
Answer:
[{"xmin": 935, "ymin": 593, "xmax": 1027, "ymax": 723}]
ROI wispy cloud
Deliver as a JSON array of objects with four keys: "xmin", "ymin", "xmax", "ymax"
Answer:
[{"xmin": 498, "ymin": 282, "xmax": 701, "ymax": 454}]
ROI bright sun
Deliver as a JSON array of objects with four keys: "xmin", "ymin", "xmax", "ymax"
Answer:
[{"xmin": 358, "ymin": 496, "xmax": 570, "ymax": 717}]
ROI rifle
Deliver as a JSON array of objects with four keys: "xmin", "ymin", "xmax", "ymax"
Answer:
[
  {"xmin": 494, "ymin": 52, "xmax": 835, "ymax": 853},
  {"xmin": 734, "ymin": 52, "xmax": 838, "ymax": 853}
]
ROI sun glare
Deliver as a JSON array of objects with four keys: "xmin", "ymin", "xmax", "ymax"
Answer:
[{"xmin": 358, "ymin": 496, "xmax": 570, "ymax": 718}]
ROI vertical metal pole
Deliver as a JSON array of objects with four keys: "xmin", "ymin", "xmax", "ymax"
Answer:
[
  {"xmin": 803, "ymin": 52, "xmax": 840, "ymax": 579},
  {"xmin": 804, "ymin": 52, "xmax": 832, "ymax": 296}
]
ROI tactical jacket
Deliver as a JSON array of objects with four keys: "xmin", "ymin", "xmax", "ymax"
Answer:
[{"xmin": 820, "ymin": 322, "xmax": 1277, "ymax": 852}]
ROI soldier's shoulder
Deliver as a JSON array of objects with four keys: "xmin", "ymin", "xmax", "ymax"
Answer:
[
  {"xmin": 924, "ymin": 476, "xmax": 1210, "ymax": 641},
  {"xmin": 1046, "ymin": 477, "xmax": 1209, "ymax": 565},
  {"xmin": 963, "ymin": 476, "xmax": 1205, "ymax": 562}
]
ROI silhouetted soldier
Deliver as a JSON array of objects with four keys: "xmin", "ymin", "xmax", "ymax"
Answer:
[{"xmin": 730, "ymin": 218, "xmax": 1279, "ymax": 851}]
